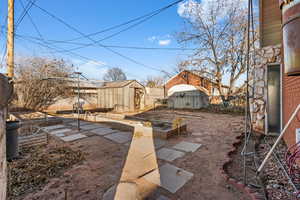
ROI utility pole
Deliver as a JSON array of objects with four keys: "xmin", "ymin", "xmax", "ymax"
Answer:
[{"xmin": 7, "ymin": 0, "xmax": 15, "ymax": 78}]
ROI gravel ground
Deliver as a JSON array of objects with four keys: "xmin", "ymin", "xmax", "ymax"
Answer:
[
  {"xmin": 227, "ymin": 133, "xmax": 299, "ymax": 200},
  {"xmin": 258, "ymin": 136, "xmax": 298, "ymax": 200}
]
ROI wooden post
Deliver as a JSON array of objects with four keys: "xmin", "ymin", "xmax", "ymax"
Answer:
[
  {"xmin": 0, "ymin": 0, "xmax": 15, "ymax": 198},
  {"xmin": 0, "ymin": 108, "xmax": 7, "ymax": 200},
  {"xmin": 7, "ymin": 0, "xmax": 14, "ymax": 78},
  {"xmin": 0, "ymin": 74, "xmax": 12, "ymax": 200}
]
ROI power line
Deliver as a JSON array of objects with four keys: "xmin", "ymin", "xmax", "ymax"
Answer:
[
  {"xmin": 18, "ymin": 0, "xmax": 55, "ymax": 57},
  {"xmin": 37, "ymin": 0, "xmax": 184, "ymax": 53},
  {"xmin": 16, "ymin": 33, "xmax": 196, "ymax": 51},
  {"xmin": 100, "ymin": 45, "xmax": 196, "ymax": 51},
  {"xmin": 63, "ymin": 10, "xmax": 170, "ymax": 52},
  {"xmin": 16, "ymin": 35, "xmax": 110, "ymax": 67},
  {"xmin": 27, "ymin": 0, "xmax": 173, "ymax": 76},
  {"xmin": 18, "ymin": 0, "xmax": 41, "ymax": 38},
  {"xmin": 0, "ymin": 44, "xmax": 7, "ymax": 67},
  {"xmin": 49, "ymin": 0, "xmax": 184, "ymax": 43},
  {"xmin": 0, "ymin": 0, "xmax": 36, "ymax": 68},
  {"xmin": 15, "ymin": 0, "xmax": 36, "ymax": 29},
  {"xmin": 15, "ymin": 35, "xmax": 141, "ymax": 79}
]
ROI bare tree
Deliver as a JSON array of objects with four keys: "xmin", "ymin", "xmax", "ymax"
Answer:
[
  {"xmin": 14, "ymin": 57, "xmax": 73, "ymax": 110},
  {"xmin": 143, "ymin": 76, "xmax": 165, "ymax": 88},
  {"xmin": 172, "ymin": 59, "xmax": 190, "ymax": 75},
  {"xmin": 177, "ymin": 0, "xmax": 257, "ymax": 98},
  {"xmin": 103, "ymin": 67, "xmax": 127, "ymax": 81}
]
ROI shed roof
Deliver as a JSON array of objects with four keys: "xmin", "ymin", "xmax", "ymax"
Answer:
[
  {"xmin": 67, "ymin": 79, "xmax": 103, "ymax": 89},
  {"xmin": 52, "ymin": 77, "xmax": 103, "ymax": 89},
  {"xmin": 101, "ymin": 80, "xmax": 143, "ymax": 88}
]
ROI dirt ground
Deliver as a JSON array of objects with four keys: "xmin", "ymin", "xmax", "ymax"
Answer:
[{"xmin": 18, "ymin": 109, "xmax": 249, "ymax": 200}]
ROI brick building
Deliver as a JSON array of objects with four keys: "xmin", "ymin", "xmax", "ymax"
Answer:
[
  {"xmin": 164, "ymin": 70, "xmax": 228, "ymax": 99},
  {"xmin": 250, "ymin": 0, "xmax": 300, "ymax": 147}
]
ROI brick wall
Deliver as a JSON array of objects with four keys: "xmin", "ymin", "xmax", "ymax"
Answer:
[
  {"xmin": 282, "ymin": 74, "xmax": 300, "ymax": 147},
  {"xmin": 165, "ymin": 71, "xmax": 212, "ymax": 95}
]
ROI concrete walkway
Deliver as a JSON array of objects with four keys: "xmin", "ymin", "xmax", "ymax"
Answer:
[{"xmin": 114, "ymin": 125, "xmax": 160, "ymax": 199}]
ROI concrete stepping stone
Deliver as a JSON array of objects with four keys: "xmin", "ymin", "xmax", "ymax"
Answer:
[
  {"xmin": 80, "ymin": 124, "xmax": 103, "ymax": 130},
  {"xmin": 61, "ymin": 133, "xmax": 87, "ymax": 142},
  {"xmin": 102, "ymin": 185, "xmax": 116, "ymax": 200},
  {"xmin": 102, "ymin": 183, "xmax": 139, "ymax": 200},
  {"xmin": 156, "ymin": 148, "xmax": 185, "ymax": 162},
  {"xmin": 90, "ymin": 128, "xmax": 117, "ymax": 136},
  {"xmin": 68, "ymin": 121, "xmax": 90, "ymax": 126},
  {"xmin": 118, "ymin": 131, "xmax": 133, "ymax": 135},
  {"xmin": 154, "ymin": 139, "xmax": 167, "ymax": 150},
  {"xmin": 143, "ymin": 163, "xmax": 194, "ymax": 194},
  {"xmin": 53, "ymin": 133, "xmax": 66, "ymax": 137},
  {"xmin": 49, "ymin": 128, "xmax": 72, "ymax": 135},
  {"xmin": 43, "ymin": 124, "xmax": 65, "ymax": 131},
  {"xmin": 172, "ymin": 141, "xmax": 202, "ymax": 153},
  {"xmin": 62, "ymin": 119, "xmax": 75, "ymax": 123},
  {"xmin": 104, "ymin": 132, "xmax": 132, "ymax": 144}
]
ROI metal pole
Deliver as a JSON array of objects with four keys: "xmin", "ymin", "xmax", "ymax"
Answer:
[
  {"xmin": 243, "ymin": 0, "xmax": 252, "ymax": 185},
  {"xmin": 7, "ymin": 0, "xmax": 14, "ymax": 78},
  {"xmin": 257, "ymin": 104, "xmax": 300, "ymax": 174},
  {"xmin": 75, "ymin": 72, "xmax": 81, "ymax": 131},
  {"xmin": 263, "ymin": 137, "xmax": 298, "ymax": 192}
]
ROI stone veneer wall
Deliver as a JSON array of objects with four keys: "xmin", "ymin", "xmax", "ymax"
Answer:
[{"xmin": 249, "ymin": 45, "xmax": 282, "ymax": 133}]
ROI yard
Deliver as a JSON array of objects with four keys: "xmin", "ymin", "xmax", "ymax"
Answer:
[{"xmin": 8, "ymin": 108, "xmax": 248, "ymax": 200}]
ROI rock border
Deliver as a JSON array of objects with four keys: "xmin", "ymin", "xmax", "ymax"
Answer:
[{"xmin": 220, "ymin": 135, "xmax": 264, "ymax": 200}]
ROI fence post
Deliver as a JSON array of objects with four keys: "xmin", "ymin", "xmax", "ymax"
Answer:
[
  {"xmin": 0, "ymin": 74, "xmax": 13, "ymax": 199},
  {"xmin": 0, "ymin": 108, "xmax": 7, "ymax": 200}
]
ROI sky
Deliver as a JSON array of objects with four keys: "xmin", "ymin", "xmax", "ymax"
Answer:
[
  {"xmin": 0, "ymin": 0, "xmax": 191, "ymax": 81},
  {"xmin": 0, "ymin": 0, "xmax": 258, "ymax": 84}
]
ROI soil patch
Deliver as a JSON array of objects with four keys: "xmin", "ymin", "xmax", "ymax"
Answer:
[{"xmin": 8, "ymin": 143, "xmax": 85, "ymax": 200}]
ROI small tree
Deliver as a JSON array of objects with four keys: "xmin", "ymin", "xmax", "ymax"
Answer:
[
  {"xmin": 143, "ymin": 76, "xmax": 165, "ymax": 88},
  {"xmin": 14, "ymin": 57, "xmax": 73, "ymax": 110},
  {"xmin": 103, "ymin": 67, "xmax": 127, "ymax": 81}
]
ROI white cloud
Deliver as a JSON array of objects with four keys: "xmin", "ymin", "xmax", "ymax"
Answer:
[
  {"xmin": 158, "ymin": 39, "xmax": 171, "ymax": 46},
  {"xmin": 147, "ymin": 34, "xmax": 173, "ymax": 44},
  {"xmin": 73, "ymin": 59, "xmax": 108, "ymax": 80}
]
